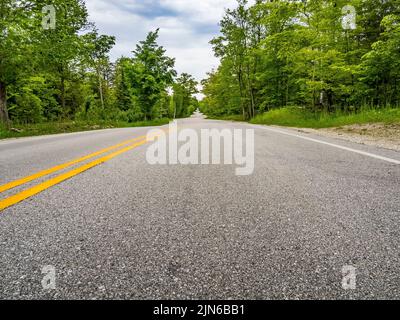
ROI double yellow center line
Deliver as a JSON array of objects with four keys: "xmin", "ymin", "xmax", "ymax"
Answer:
[{"xmin": 0, "ymin": 130, "xmax": 165, "ymax": 211}]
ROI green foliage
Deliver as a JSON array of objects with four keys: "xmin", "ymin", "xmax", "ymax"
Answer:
[
  {"xmin": 0, "ymin": 2, "xmax": 198, "ymax": 136},
  {"xmin": 11, "ymin": 90, "xmax": 42, "ymax": 124},
  {"xmin": 201, "ymin": 61, "xmax": 241, "ymax": 117},
  {"xmin": 128, "ymin": 29, "xmax": 177, "ymax": 120},
  {"xmin": 172, "ymin": 73, "xmax": 198, "ymax": 118},
  {"xmin": 251, "ymin": 107, "xmax": 400, "ymax": 129},
  {"xmin": 0, "ymin": 118, "xmax": 171, "ymax": 139},
  {"xmin": 203, "ymin": 0, "xmax": 400, "ymax": 121}
]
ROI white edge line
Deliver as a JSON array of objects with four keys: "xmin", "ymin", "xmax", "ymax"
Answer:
[{"xmin": 251, "ymin": 125, "xmax": 400, "ymax": 165}]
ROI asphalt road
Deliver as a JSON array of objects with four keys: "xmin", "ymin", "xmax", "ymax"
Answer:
[{"xmin": 0, "ymin": 114, "xmax": 399, "ymax": 299}]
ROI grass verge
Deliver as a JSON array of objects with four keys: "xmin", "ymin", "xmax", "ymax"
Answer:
[
  {"xmin": 0, "ymin": 118, "xmax": 170, "ymax": 140},
  {"xmin": 206, "ymin": 114, "xmax": 246, "ymax": 122},
  {"xmin": 250, "ymin": 107, "xmax": 400, "ymax": 129}
]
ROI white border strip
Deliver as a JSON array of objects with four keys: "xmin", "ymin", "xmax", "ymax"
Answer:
[{"xmin": 253, "ymin": 125, "xmax": 400, "ymax": 165}]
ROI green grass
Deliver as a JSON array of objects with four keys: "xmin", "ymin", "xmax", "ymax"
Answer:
[
  {"xmin": 206, "ymin": 114, "xmax": 246, "ymax": 122},
  {"xmin": 0, "ymin": 118, "xmax": 170, "ymax": 140},
  {"xmin": 250, "ymin": 107, "xmax": 400, "ymax": 129}
]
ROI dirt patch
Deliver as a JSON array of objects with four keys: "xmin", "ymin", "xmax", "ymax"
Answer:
[{"xmin": 300, "ymin": 123, "xmax": 400, "ymax": 152}]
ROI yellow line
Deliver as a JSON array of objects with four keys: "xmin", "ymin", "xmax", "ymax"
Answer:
[
  {"xmin": 0, "ymin": 139, "xmax": 148, "ymax": 211},
  {"xmin": 0, "ymin": 135, "xmax": 147, "ymax": 194}
]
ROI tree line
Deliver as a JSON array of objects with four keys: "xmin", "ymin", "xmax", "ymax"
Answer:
[
  {"xmin": 0, "ymin": 0, "xmax": 199, "ymax": 127},
  {"xmin": 201, "ymin": 0, "xmax": 400, "ymax": 120}
]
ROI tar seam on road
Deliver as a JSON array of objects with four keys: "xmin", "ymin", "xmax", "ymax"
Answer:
[{"xmin": 253, "ymin": 125, "xmax": 400, "ymax": 165}]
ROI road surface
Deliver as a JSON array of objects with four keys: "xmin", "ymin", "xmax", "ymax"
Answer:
[{"xmin": 0, "ymin": 115, "xmax": 399, "ymax": 299}]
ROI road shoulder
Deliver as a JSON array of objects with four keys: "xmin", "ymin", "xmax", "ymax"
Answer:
[{"xmin": 295, "ymin": 123, "xmax": 400, "ymax": 152}]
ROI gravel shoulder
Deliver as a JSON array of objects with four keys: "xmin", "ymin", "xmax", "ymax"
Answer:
[{"xmin": 295, "ymin": 123, "xmax": 400, "ymax": 152}]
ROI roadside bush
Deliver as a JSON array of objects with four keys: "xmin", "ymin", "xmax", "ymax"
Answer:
[{"xmin": 10, "ymin": 90, "xmax": 43, "ymax": 124}]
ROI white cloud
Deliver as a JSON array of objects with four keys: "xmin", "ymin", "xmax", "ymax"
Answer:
[{"xmin": 85, "ymin": 0, "xmax": 239, "ymax": 90}]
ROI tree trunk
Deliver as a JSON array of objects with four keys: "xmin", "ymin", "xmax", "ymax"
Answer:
[
  {"xmin": 248, "ymin": 87, "xmax": 255, "ymax": 119},
  {"xmin": 59, "ymin": 63, "xmax": 66, "ymax": 118},
  {"xmin": 0, "ymin": 81, "xmax": 10, "ymax": 127},
  {"xmin": 237, "ymin": 64, "xmax": 248, "ymax": 120},
  {"xmin": 97, "ymin": 68, "xmax": 104, "ymax": 109},
  {"xmin": 60, "ymin": 76, "xmax": 66, "ymax": 113},
  {"xmin": 245, "ymin": 63, "xmax": 255, "ymax": 119}
]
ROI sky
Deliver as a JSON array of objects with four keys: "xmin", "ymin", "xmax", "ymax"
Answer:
[{"xmin": 85, "ymin": 0, "xmax": 240, "ymax": 97}]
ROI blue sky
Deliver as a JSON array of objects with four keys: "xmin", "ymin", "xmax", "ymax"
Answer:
[{"xmin": 85, "ymin": 0, "xmax": 240, "ymax": 94}]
